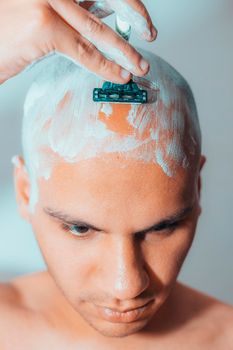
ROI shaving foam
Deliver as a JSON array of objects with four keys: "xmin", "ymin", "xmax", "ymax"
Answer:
[
  {"xmin": 106, "ymin": 0, "xmax": 151, "ymax": 38},
  {"xmin": 22, "ymin": 49, "xmax": 201, "ymax": 212}
]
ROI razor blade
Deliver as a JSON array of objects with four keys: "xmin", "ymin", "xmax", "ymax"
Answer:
[
  {"xmin": 93, "ymin": 15, "xmax": 148, "ymax": 104},
  {"xmin": 93, "ymin": 80, "xmax": 148, "ymax": 104}
]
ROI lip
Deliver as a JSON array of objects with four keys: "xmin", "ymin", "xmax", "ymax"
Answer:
[{"xmin": 96, "ymin": 299, "xmax": 154, "ymax": 323}]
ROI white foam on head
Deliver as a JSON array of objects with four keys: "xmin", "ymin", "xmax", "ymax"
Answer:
[
  {"xmin": 22, "ymin": 49, "xmax": 201, "ymax": 213},
  {"xmin": 101, "ymin": 103, "xmax": 113, "ymax": 117}
]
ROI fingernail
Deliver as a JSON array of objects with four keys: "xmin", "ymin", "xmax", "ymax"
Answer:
[
  {"xmin": 140, "ymin": 58, "xmax": 149, "ymax": 71},
  {"xmin": 151, "ymin": 26, "xmax": 158, "ymax": 39},
  {"xmin": 121, "ymin": 68, "xmax": 131, "ymax": 80},
  {"xmin": 141, "ymin": 27, "xmax": 152, "ymax": 40}
]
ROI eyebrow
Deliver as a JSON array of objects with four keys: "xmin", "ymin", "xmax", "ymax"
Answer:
[{"xmin": 43, "ymin": 204, "xmax": 194, "ymax": 235}]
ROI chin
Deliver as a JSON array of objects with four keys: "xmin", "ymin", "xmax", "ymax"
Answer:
[
  {"xmin": 88, "ymin": 317, "xmax": 152, "ymax": 338},
  {"xmin": 78, "ymin": 304, "xmax": 158, "ymax": 339}
]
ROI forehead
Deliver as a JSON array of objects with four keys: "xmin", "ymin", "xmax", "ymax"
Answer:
[{"xmin": 37, "ymin": 155, "xmax": 195, "ymax": 219}]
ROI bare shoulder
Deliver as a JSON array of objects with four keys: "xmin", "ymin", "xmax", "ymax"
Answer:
[
  {"xmin": 0, "ymin": 271, "xmax": 53, "ymax": 313},
  {"xmin": 0, "ymin": 279, "xmax": 24, "ymax": 346},
  {"xmin": 183, "ymin": 282, "xmax": 233, "ymax": 321},
  {"xmin": 177, "ymin": 282, "xmax": 233, "ymax": 348},
  {"xmin": 0, "ymin": 272, "xmax": 57, "ymax": 348},
  {"xmin": 204, "ymin": 294, "xmax": 233, "ymax": 348},
  {"xmin": 0, "ymin": 271, "xmax": 51, "ymax": 324},
  {"xmin": 0, "ymin": 280, "xmax": 22, "ymax": 312}
]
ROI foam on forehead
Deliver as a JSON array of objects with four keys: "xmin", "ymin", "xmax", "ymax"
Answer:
[{"xmin": 22, "ymin": 50, "xmax": 201, "ymax": 211}]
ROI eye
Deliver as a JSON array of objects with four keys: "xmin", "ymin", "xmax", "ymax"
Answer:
[
  {"xmin": 136, "ymin": 220, "xmax": 182, "ymax": 242},
  {"xmin": 154, "ymin": 221, "xmax": 180, "ymax": 234},
  {"xmin": 61, "ymin": 223, "xmax": 90, "ymax": 237}
]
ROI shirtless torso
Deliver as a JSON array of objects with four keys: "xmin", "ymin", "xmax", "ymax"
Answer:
[{"xmin": 0, "ymin": 271, "xmax": 232, "ymax": 350}]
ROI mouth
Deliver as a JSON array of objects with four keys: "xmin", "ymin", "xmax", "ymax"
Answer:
[{"xmin": 95, "ymin": 299, "xmax": 154, "ymax": 323}]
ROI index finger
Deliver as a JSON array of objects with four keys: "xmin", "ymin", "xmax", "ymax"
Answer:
[
  {"xmin": 48, "ymin": 0, "xmax": 151, "ymax": 77},
  {"xmin": 106, "ymin": 0, "xmax": 157, "ymax": 41}
]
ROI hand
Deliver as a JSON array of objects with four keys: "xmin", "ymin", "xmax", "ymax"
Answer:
[{"xmin": 0, "ymin": 0, "xmax": 157, "ymax": 84}]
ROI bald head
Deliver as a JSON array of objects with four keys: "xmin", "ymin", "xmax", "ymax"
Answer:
[{"xmin": 21, "ymin": 50, "xmax": 201, "ymax": 211}]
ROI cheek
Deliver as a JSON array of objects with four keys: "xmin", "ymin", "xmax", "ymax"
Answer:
[
  {"xmin": 145, "ymin": 228, "xmax": 195, "ymax": 287},
  {"xmin": 31, "ymin": 214, "xmax": 90, "ymax": 294}
]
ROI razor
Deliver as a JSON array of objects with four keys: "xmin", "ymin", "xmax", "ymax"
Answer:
[{"xmin": 93, "ymin": 16, "xmax": 148, "ymax": 104}]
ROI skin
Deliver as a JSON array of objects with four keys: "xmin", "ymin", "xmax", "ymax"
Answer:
[
  {"xmin": 0, "ymin": 151, "xmax": 232, "ymax": 349},
  {"xmin": 1, "ymin": 98, "xmax": 232, "ymax": 348},
  {"xmin": 0, "ymin": 0, "xmax": 156, "ymax": 84},
  {"xmin": 25, "ymin": 156, "xmax": 201, "ymax": 340},
  {"xmin": 1, "ymin": 2, "xmax": 232, "ymax": 347}
]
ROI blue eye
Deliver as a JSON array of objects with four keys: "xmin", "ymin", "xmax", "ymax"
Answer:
[
  {"xmin": 71, "ymin": 225, "xmax": 89, "ymax": 234},
  {"xmin": 61, "ymin": 224, "xmax": 90, "ymax": 237}
]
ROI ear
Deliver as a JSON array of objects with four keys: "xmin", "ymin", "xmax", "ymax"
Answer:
[
  {"xmin": 197, "ymin": 155, "xmax": 206, "ymax": 215},
  {"xmin": 12, "ymin": 155, "xmax": 31, "ymax": 222},
  {"xmin": 198, "ymin": 155, "xmax": 206, "ymax": 195}
]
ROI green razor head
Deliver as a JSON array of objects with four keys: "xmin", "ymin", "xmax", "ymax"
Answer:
[{"xmin": 93, "ymin": 80, "xmax": 148, "ymax": 104}]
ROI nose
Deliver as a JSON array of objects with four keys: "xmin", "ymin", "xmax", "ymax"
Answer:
[{"xmin": 108, "ymin": 236, "xmax": 150, "ymax": 301}]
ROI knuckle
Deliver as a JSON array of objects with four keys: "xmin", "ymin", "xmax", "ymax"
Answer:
[
  {"xmin": 85, "ymin": 15, "xmax": 103, "ymax": 35},
  {"xmin": 31, "ymin": 4, "xmax": 52, "ymax": 31},
  {"xmin": 120, "ymin": 39, "xmax": 131, "ymax": 53},
  {"xmin": 119, "ymin": 39, "xmax": 135, "ymax": 58},
  {"xmin": 99, "ymin": 57, "xmax": 110, "ymax": 74},
  {"xmin": 77, "ymin": 40, "xmax": 95, "ymax": 61}
]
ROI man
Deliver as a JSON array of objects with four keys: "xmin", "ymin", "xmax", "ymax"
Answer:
[{"xmin": 1, "ymin": 49, "xmax": 233, "ymax": 349}]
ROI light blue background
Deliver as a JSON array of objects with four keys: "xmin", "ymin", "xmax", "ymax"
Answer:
[{"xmin": 0, "ymin": 0, "xmax": 232, "ymax": 304}]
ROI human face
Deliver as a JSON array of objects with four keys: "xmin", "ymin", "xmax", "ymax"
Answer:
[{"xmin": 27, "ymin": 154, "xmax": 202, "ymax": 338}]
